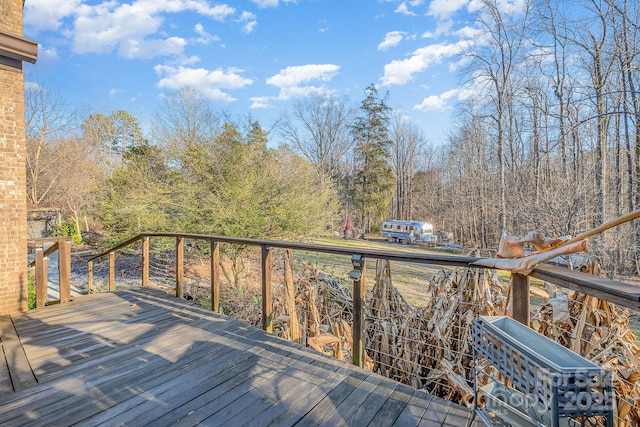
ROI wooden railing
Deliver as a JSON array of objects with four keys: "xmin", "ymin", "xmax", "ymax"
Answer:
[
  {"xmin": 84, "ymin": 232, "xmax": 640, "ymax": 368},
  {"xmin": 28, "ymin": 237, "xmax": 72, "ymax": 308}
]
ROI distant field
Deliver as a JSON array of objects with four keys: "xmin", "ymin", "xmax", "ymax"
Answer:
[{"xmin": 297, "ymin": 236, "xmax": 478, "ymax": 306}]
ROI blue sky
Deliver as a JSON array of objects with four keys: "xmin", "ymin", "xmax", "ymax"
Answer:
[{"xmin": 23, "ymin": 0, "xmax": 489, "ymax": 145}]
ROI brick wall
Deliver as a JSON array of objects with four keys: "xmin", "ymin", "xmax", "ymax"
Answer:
[{"xmin": 0, "ymin": 0, "xmax": 28, "ymax": 314}]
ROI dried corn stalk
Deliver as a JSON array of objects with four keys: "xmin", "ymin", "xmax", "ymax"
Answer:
[
  {"xmin": 366, "ymin": 260, "xmax": 409, "ymax": 380},
  {"xmin": 271, "ymin": 252, "xmax": 640, "ymax": 423},
  {"xmin": 272, "ymin": 261, "xmax": 357, "ymax": 363},
  {"xmin": 365, "ymin": 265, "xmax": 506, "ymax": 405},
  {"xmin": 284, "ymin": 249, "xmax": 302, "ymax": 344},
  {"xmin": 532, "ymin": 259, "xmax": 640, "ymax": 427}
]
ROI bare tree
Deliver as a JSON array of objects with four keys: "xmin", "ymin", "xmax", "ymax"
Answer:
[
  {"xmin": 439, "ymin": 115, "xmax": 498, "ymax": 247},
  {"xmin": 467, "ymin": 0, "xmax": 532, "ymax": 233},
  {"xmin": 25, "ymin": 84, "xmax": 81, "ymax": 207},
  {"xmin": 82, "ymin": 110, "xmax": 146, "ymax": 176},
  {"xmin": 153, "ymin": 88, "xmax": 222, "ymax": 180},
  {"xmin": 52, "ymin": 153, "xmax": 104, "ymax": 237},
  {"xmin": 389, "ymin": 115, "xmax": 425, "ymax": 220},
  {"xmin": 536, "ymin": 0, "xmax": 573, "ymax": 175},
  {"xmin": 572, "ymin": 0, "xmax": 616, "ymax": 231},
  {"xmin": 278, "ymin": 95, "xmax": 354, "ymax": 179}
]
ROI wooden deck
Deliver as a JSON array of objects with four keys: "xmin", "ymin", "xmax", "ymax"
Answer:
[{"xmin": 0, "ymin": 287, "xmax": 477, "ymax": 426}]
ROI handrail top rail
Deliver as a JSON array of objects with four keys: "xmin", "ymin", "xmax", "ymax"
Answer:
[
  {"xmin": 531, "ymin": 264, "xmax": 640, "ymax": 307},
  {"xmin": 86, "ymin": 232, "xmax": 640, "ymax": 310},
  {"xmin": 28, "ymin": 237, "xmax": 72, "ymax": 243},
  {"xmin": 87, "ymin": 234, "xmax": 146, "ymax": 262},
  {"xmin": 87, "ymin": 232, "xmax": 481, "ymax": 267}
]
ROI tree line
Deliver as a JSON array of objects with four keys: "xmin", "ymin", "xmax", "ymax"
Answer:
[
  {"xmin": 26, "ymin": 0, "xmax": 640, "ymax": 275},
  {"xmin": 439, "ymin": 0, "xmax": 640, "ymax": 275}
]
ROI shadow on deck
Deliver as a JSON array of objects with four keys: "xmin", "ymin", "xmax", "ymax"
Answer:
[{"xmin": 0, "ymin": 287, "xmax": 477, "ymax": 426}]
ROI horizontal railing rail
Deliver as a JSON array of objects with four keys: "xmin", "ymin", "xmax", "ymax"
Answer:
[
  {"xmin": 87, "ymin": 232, "xmax": 640, "ymax": 308},
  {"xmin": 87, "ymin": 232, "xmax": 481, "ymax": 266}
]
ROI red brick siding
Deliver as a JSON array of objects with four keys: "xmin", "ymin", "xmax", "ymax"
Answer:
[{"xmin": 0, "ymin": 0, "xmax": 29, "ymax": 314}]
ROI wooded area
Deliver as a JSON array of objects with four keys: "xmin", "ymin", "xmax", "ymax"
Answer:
[{"xmin": 25, "ymin": 0, "xmax": 640, "ymax": 275}]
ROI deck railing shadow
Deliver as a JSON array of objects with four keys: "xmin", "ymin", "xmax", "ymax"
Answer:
[
  {"xmin": 9, "ymin": 286, "xmax": 414, "ymax": 425},
  {"xmin": 5, "ymin": 292, "xmax": 274, "ymax": 424}
]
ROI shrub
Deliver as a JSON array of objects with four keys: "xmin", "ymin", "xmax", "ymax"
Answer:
[
  {"xmin": 28, "ymin": 272, "xmax": 36, "ymax": 309},
  {"xmin": 53, "ymin": 220, "xmax": 83, "ymax": 245}
]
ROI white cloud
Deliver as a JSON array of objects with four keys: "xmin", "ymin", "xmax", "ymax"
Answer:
[
  {"xmin": 154, "ymin": 64, "xmax": 253, "ymax": 103},
  {"xmin": 428, "ymin": 0, "xmax": 468, "ymax": 19},
  {"xmin": 178, "ymin": 55, "xmax": 202, "ymax": 66},
  {"xmin": 251, "ymin": 0, "xmax": 297, "ymax": 8},
  {"xmin": 194, "ymin": 23, "xmax": 219, "ymax": 45},
  {"xmin": 414, "ymin": 95, "xmax": 446, "ymax": 111},
  {"xmin": 380, "ymin": 40, "xmax": 470, "ymax": 86},
  {"xmin": 276, "ymin": 85, "xmax": 336, "ymax": 100},
  {"xmin": 119, "ymin": 37, "xmax": 187, "ymax": 59},
  {"xmin": 252, "ymin": 0, "xmax": 278, "ymax": 7},
  {"xmin": 468, "ymin": 0, "xmax": 527, "ymax": 16},
  {"xmin": 390, "ymin": 0, "xmax": 425, "ymax": 15},
  {"xmin": 395, "ymin": 3, "xmax": 416, "ymax": 16},
  {"xmin": 141, "ymin": 0, "xmax": 236, "ymax": 20},
  {"xmin": 238, "ymin": 11, "xmax": 257, "ymax": 34},
  {"xmin": 413, "ymin": 88, "xmax": 460, "ymax": 111},
  {"xmin": 109, "ymin": 88, "xmax": 122, "ymax": 98},
  {"xmin": 435, "ymin": 19, "xmax": 454, "ymax": 35},
  {"xmin": 267, "ymin": 64, "xmax": 339, "ymax": 87},
  {"xmin": 36, "ymin": 45, "xmax": 59, "ymax": 63},
  {"xmin": 24, "ymin": 81, "xmax": 42, "ymax": 92},
  {"xmin": 239, "ymin": 11, "xmax": 256, "ymax": 20},
  {"xmin": 24, "ymin": 0, "xmax": 82, "ymax": 32},
  {"xmin": 495, "ymin": 0, "xmax": 527, "ymax": 15},
  {"xmin": 73, "ymin": 3, "xmax": 162, "ymax": 55},
  {"xmin": 250, "ymin": 96, "xmax": 272, "ymax": 109},
  {"xmin": 243, "ymin": 21, "xmax": 258, "ymax": 33},
  {"xmin": 378, "ymin": 31, "xmax": 406, "ymax": 51},
  {"xmin": 455, "ymin": 26, "xmax": 482, "ymax": 39},
  {"xmin": 71, "ymin": 0, "xmax": 235, "ymax": 58},
  {"xmin": 267, "ymin": 64, "xmax": 340, "ymax": 100}
]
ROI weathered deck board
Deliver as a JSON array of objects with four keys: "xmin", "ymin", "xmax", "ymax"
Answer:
[
  {"xmin": 0, "ymin": 317, "xmax": 18, "ymax": 396},
  {"xmin": 0, "ymin": 287, "xmax": 476, "ymax": 426},
  {"xmin": 317, "ymin": 373, "xmax": 387, "ymax": 426},
  {"xmin": 293, "ymin": 368, "xmax": 372, "ymax": 426},
  {"xmin": 147, "ymin": 347, "xmax": 308, "ymax": 426},
  {"xmin": 0, "ymin": 315, "xmax": 37, "ymax": 393},
  {"xmin": 368, "ymin": 382, "xmax": 415, "ymax": 426},
  {"xmin": 395, "ymin": 391, "xmax": 435, "ymax": 425},
  {"xmin": 144, "ymin": 344, "xmax": 310, "ymax": 426}
]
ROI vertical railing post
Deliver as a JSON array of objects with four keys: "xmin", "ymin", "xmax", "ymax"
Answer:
[
  {"xmin": 176, "ymin": 237, "xmax": 184, "ymax": 299},
  {"xmin": 88, "ymin": 261, "xmax": 93, "ymax": 293},
  {"xmin": 35, "ymin": 247, "xmax": 47, "ymax": 309},
  {"xmin": 142, "ymin": 236, "xmax": 149, "ymax": 287},
  {"xmin": 350, "ymin": 254, "xmax": 366, "ymax": 368},
  {"xmin": 109, "ymin": 252, "xmax": 115, "ymax": 292},
  {"xmin": 210, "ymin": 240, "xmax": 220, "ymax": 313},
  {"xmin": 58, "ymin": 238, "xmax": 71, "ymax": 303},
  {"xmin": 261, "ymin": 245, "xmax": 273, "ymax": 333},
  {"xmin": 511, "ymin": 273, "xmax": 530, "ymax": 326}
]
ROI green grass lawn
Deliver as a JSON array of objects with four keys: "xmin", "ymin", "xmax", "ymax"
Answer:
[{"xmin": 296, "ymin": 236, "xmax": 487, "ymax": 306}]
